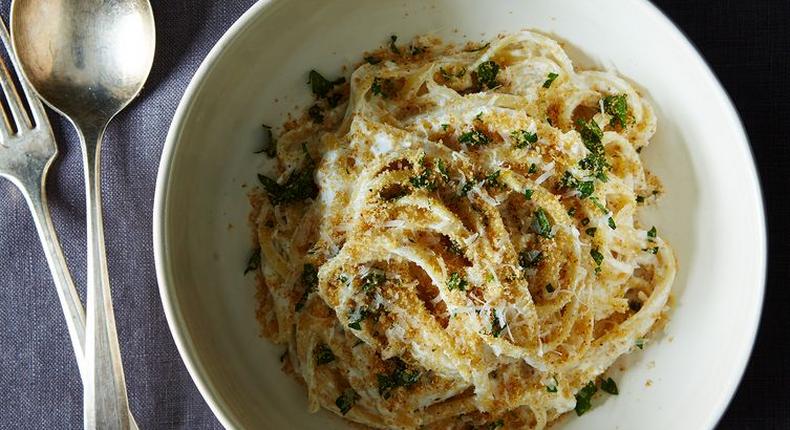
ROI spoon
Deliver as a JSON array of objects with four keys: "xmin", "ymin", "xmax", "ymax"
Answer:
[{"xmin": 10, "ymin": 1, "xmax": 155, "ymax": 428}]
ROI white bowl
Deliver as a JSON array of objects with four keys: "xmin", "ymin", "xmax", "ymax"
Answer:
[{"xmin": 154, "ymin": 0, "xmax": 767, "ymax": 428}]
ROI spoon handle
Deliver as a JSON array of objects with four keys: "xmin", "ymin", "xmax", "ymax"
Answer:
[{"xmin": 80, "ymin": 124, "xmax": 131, "ymax": 430}]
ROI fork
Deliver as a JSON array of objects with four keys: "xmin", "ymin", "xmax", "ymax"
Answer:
[{"xmin": 0, "ymin": 20, "xmax": 138, "ymax": 429}]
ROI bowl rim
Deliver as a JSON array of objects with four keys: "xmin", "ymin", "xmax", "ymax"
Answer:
[{"xmin": 153, "ymin": 1, "xmax": 767, "ymax": 428}]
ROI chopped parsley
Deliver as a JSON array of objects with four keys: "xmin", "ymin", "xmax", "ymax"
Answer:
[
  {"xmin": 589, "ymin": 196, "xmax": 609, "ymax": 214},
  {"xmin": 388, "ymin": 35, "xmax": 400, "ymax": 54},
  {"xmin": 364, "ymin": 55, "xmax": 381, "ymax": 64},
  {"xmin": 574, "ymin": 381, "xmax": 597, "ymax": 416},
  {"xmin": 518, "ymin": 250, "xmax": 543, "ymax": 269},
  {"xmin": 560, "ymin": 171, "xmax": 595, "ymax": 199},
  {"xmin": 528, "ymin": 163, "xmax": 538, "ymax": 174},
  {"xmin": 646, "ymin": 246, "xmax": 659, "ymax": 254},
  {"xmin": 531, "ymin": 207, "xmax": 553, "ymax": 238},
  {"xmin": 511, "ymin": 129, "xmax": 538, "ymax": 149},
  {"xmin": 447, "ymin": 272, "xmax": 468, "ymax": 291},
  {"xmin": 636, "ymin": 195, "xmax": 645, "ymax": 203},
  {"xmin": 308, "ymin": 70, "xmax": 345, "ymax": 98},
  {"xmin": 257, "ymin": 155, "xmax": 319, "ymax": 205},
  {"xmin": 581, "ymin": 217, "xmax": 590, "ymax": 226},
  {"xmin": 458, "ymin": 129, "xmax": 490, "ymax": 146},
  {"xmin": 524, "ymin": 189, "xmax": 534, "ymax": 200},
  {"xmin": 585, "ymin": 227, "xmax": 597, "ymax": 237},
  {"xmin": 315, "ymin": 344, "xmax": 335, "ymax": 365},
  {"xmin": 647, "ymin": 226, "xmax": 657, "ymax": 241},
  {"xmin": 409, "ymin": 161, "xmax": 437, "ymax": 190},
  {"xmin": 603, "ymin": 94, "xmax": 629, "ymax": 127},
  {"xmin": 308, "ymin": 104, "xmax": 324, "ymax": 123},
  {"xmin": 348, "ymin": 307, "xmax": 371, "ymax": 330},
  {"xmin": 361, "ymin": 271, "xmax": 386, "ymax": 292},
  {"xmin": 635, "ymin": 338, "xmax": 646, "ymax": 349},
  {"xmin": 436, "ymin": 159, "xmax": 450, "ymax": 181},
  {"xmin": 335, "ymin": 388, "xmax": 360, "ymax": 415},
  {"xmin": 244, "ymin": 247, "xmax": 261, "ymax": 275},
  {"xmin": 483, "ymin": 170, "xmax": 501, "ymax": 187},
  {"xmin": 576, "ymin": 118, "xmax": 610, "ymax": 181},
  {"xmin": 546, "ymin": 283, "xmax": 555, "ymax": 293},
  {"xmin": 295, "ymin": 263, "xmax": 319, "ymax": 311},
  {"xmin": 377, "ymin": 358, "xmax": 421, "ymax": 399},
  {"xmin": 441, "ymin": 123, "xmax": 450, "ymax": 131},
  {"xmin": 459, "ymin": 181, "xmax": 475, "ymax": 196},
  {"xmin": 255, "ymin": 124, "xmax": 277, "ymax": 157},
  {"xmin": 600, "ymin": 377, "xmax": 619, "ymax": 395},
  {"xmin": 608, "ymin": 217, "xmax": 617, "ymax": 230},
  {"xmin": 590, "ymin": 248, "xmax": 604, "ymax": 273},
  {"xmin": 543, "ymin": 72, "xmax": 559, "ymax": 88},
  {"xmin": 476, "ymin": 60, "xmax": 500, "ymax": 89},
  {"xmin": 568, "ymin": 207, "xmax": 577, "ymax": 217}
]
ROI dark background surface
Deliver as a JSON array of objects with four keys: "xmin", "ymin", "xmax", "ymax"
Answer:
[
  {"xmin": 0, "ymin": 0, "xmax": 785, "ymax": 429},
  {"xmin": 653, "ymin": 1, "xmax": 789, "ymax": 429}
]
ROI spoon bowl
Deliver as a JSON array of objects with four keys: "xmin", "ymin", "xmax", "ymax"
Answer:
[{"xmin": 11, "ymin": 0, "xmax": 155, "ymax": 127}]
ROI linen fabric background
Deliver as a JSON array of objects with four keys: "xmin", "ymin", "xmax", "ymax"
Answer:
[{"xmin": 0, "ymin": 1, "xmax": 786, "ymax": 429}]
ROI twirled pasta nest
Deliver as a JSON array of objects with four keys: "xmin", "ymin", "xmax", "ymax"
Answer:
[{"xmin": 248, "ymin": 30, "xmax": 676, "ymax": 429}]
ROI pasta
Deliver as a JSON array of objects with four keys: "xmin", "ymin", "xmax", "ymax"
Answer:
[{"xmin": 248, "ymin": 30, "xmax": 676, "ymax": 429}]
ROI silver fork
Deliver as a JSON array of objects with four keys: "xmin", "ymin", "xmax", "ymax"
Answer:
[
  {"xmin": 0, "ymin": 20, "xmax": 138, "ymax": 429},
  {"xmin": 0, "ymin": 20, "xmax": 87, "ymax": 378}
]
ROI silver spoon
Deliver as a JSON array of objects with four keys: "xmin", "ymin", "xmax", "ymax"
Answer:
[{"xmin": 10, "ymin": 1, "xmax": 155, "ymax": 428}]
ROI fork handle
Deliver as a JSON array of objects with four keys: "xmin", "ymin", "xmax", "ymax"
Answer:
[
  {"xmin": 79, "ymin": 123, "xmax": 131, "ymax": 430},
  {"xmin": 21, "ymin": 175, "xmax": 86, "ymax": 376}
]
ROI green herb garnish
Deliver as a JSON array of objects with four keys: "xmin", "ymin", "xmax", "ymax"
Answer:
[
  {"xmin": 574, "ymin": 381, "xmax": 597, "ymax": 416},
  {"xmin": 371, "ymin": 77, "xmax": 397, "ymax": 98},
  {"xmin": 528, "ymin": 163, "xmax": 538, "ymax": 174},
  {"xmin": 524, "ymin": 189, "xmax": 534, "ymax": 200},
  {"xmin": 647, "ymin": 226, "xmax": 657, "ymax": 241},
  {"xmin": 590, "ymin": 248, "xmax": 604, "ymax": 273},
  {"xmin": 483, "ymin": 170, "xmax": 501, "ymax": 187},
  {"xmin": 576, "ymin": 118, "xmax": 610, "ymax": 181},
  {"xmin": 258, "ymin": 154, "xmax": 318, "ymax": 205},
  {"xmin": 476, "ymin": 60, "xmax": 500, "ymax": 89},
  {"xmin": 600, "ymin": 377, "xmax": 619, "ymax": 395},
  {"xmin": 636, "ymin": 195, "xmax": 645, "ymax": 203},
  {"xmin": 308, "ymin": 104, "xmax": 324, "ymax": 123},
  {"xmin": 608, "ymin": 217, "xmax": 617, "ymax": 230},
  {"xmin": 295, "ymin": 263, "xmax": 319, "ymax": 311},
  {"xmin": 362, "ymin": 271, "xmax": 386, "ymax": 292},
  {"xmin": 389, "ymin": 35, "xmax": 400, "ymax": 54},
  {"xmin": 635, "ymin": 338, "xmax": 645, "ymax": 349},
  {"xmin": 335, "ymin": 388, "xmax": 360, "ymax": 415},
  {"xmin": 511, "ymin": 129, "xmax": 538, "ymax": 149},
  {"xmin": 255, "ymin": 124, "xmax": 277, "ymax": 157},
  {"xmin": 377, "ymin": 358, "xmax": 421, "ymax": 399},
  {"xmin": 518, "ymin": 250, "xmax": 543, "ymax": 269},
  {"xmin": 244, "ymin": 247, "xmax": 261, "ymax": 275},
  {"xmin": 543, "ymin": 72, "xmax": 559, "ymax": 88},
  {"xmin": 531, "ymin": 207, "xmax": 553, "ymax": 238},
  {"xmin": 348, "ymin": 307, "xmax": 371, "ymax": 330},
  {"xmin": 603, "ymin": 94, "xmax": 629, "ymax": 127},
  {"xmin": 315, "ymin": 344, "xmax": 335, "ymax": 365},
  {"xmin": 458, "ymin": 129, "xmax": 490, "ymax": 146},
  {"xmin": 546, "ymin": 283, "xmax": 555, "ymax": 293},
  {"xmin": 447, "ymin": 272, "xmax": 468, "ymax": 291},
  {"xmin": 308, "ymin": 70, "xmax": 345, "ymax": 98},
  {"xmin": 585, "ymin": 227, "xmax": 597, "ymax": 237}
]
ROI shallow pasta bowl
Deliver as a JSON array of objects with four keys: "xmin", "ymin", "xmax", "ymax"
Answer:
[{"xmin": 153, "ymin": 0, "xmax": 766, "ymax": 428}]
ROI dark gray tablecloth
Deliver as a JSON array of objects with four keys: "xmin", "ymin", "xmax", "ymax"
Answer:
[{"xmin": 0, "ymin": 1, "xmax": 785, "ymax": 429}]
